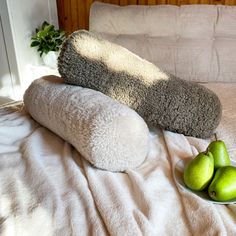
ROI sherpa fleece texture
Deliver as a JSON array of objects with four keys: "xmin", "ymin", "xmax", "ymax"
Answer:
[
  {"xmin": 23, "ymin": 76, "xmax": 149, "ymax": 172},
  {"xmin": 58, "ymin": 30, "xmax": 222, "ymax": 138}
]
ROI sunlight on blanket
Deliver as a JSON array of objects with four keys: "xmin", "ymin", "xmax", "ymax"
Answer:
[{"xmin": 0, "ymin": 178, "xmax": 53, "ymax": 236}]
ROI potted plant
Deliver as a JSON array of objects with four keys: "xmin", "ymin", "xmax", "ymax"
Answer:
[{"xmin": 31, "ymin": 21, "xmax": 66, "ymax": 68}]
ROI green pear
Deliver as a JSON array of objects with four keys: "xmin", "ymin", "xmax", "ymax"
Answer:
[
  {"xmin": 184, "ymin": 151, "xmax": 214, "ymax": 191},
  {"xmin": 208, "ymin": 166, "xmax": 236, "ymax": 201},
  {"xmin": 207, "ymin": 140, "xmax": 231, "ymax": 169}
]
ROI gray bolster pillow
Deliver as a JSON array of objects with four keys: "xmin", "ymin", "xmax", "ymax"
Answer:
[
  {"xmin": 58, "ymin": 30, "xmax": 222, "ymax": 138},
  {"xmin": 23, "ymin": 76, "xmax": 149, "ymax": 172}
]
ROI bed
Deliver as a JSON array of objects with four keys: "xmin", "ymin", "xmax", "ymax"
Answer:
[{"xmin": 1, "ymin": 2, "xmax": 236, "ymax": 235}]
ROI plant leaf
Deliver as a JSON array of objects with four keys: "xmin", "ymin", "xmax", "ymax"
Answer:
[
  {"xmin": 31, "ymin": 21, "xmax": 66, "ymax": 56},
  {"xmin": 30, "ymin": 41, "xmax": 40, "ymax": 47},
  {"xmin": 42, "ymin": 21, "xmax": 49, "ymax": 29},
  {"xmin": 44, "ymin": 24, "xmax": 54, "ymax": 33}
]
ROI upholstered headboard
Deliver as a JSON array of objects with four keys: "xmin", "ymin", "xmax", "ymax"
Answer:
[
  {"xmin": 57, "ymin": 0, "xmax": 236, "ymax": 33},
  {"xmin": 90, "ymin": 2, "xmax": 236, "ymax": 82}
]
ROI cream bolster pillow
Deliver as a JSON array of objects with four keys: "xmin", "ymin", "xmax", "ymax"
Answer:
[
  {"xmin": 23, "ymin": 76, "xmax": 149, "ymax": 172},
  {"xmin": 58, "ymin": 30, "xmax": 222, "ymax": 139}
]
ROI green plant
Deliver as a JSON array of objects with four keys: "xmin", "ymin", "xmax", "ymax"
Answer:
[{"xmin": 31, "ymin": 21, "xmax": 66, "ymax": 56}]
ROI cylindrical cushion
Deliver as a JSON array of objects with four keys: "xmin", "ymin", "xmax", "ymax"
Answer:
[
  {"xmin": 58, "ymin": 30, "xmax": 222, "ymax": 138},
  {"xmin": 23, "ymin": 76, "xmax": 149, "ymax": 172}
]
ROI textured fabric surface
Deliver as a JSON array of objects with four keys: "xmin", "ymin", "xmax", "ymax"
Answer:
[
  {"xmin": 23, "ymin": 76, "xmax": 149, "ymax": 172},
  {"xmin": 90, "ymin": 2, "xmax": 236, "ymax": 82},
  {"xmin": 1, "ymin": 100, "xmax": 236, "ymax": 235},
  {"xmin": 58, "ymin": 30, "xmax": 222, "ymax": 138}
]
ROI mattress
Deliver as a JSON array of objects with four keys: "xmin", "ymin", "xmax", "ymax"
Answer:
[{"xmin": 0, "ymin": 83, "xmax": 236, "ymax": 235}]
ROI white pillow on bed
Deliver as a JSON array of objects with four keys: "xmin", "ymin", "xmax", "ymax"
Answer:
[{"xmin": 23, "ymin": 76, "xmax": 149, "ymax": 172}]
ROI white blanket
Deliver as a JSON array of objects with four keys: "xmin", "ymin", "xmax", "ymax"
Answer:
[{"xmin": 0, "ymin": 84, "xmax": 236, "ymax": 235}]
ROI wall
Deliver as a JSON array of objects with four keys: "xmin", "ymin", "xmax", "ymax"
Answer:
[
  {"xmin": 1, "ymin": 0, "xmax": 58, "ymax": 99},
  {"xmin": 0, "ymin": 14, "xmax": 15, "ymax": 101},
  {"xmin": 57, "ymin": 0, "xmax": 236, "ymax": 34}
]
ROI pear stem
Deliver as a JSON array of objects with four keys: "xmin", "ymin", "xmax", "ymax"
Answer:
[
  {"xmin": 205, "ymin": 147, "xmax": 210, "ymax": 155},
  {"xmin": 214, "ymin": 133, "xmax": 218, "ymax": 141}
]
